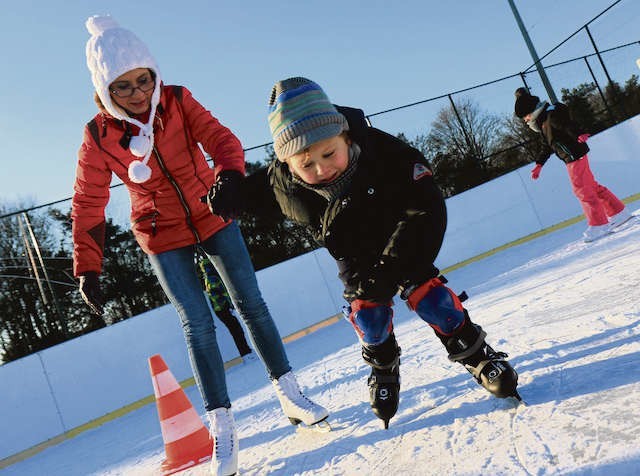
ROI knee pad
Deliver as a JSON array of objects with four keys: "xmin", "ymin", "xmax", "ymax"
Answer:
[
  {"xmin": 406, "ymin": 277, "xmax": 465, "ymax": 335},
  {"xmin": 349, "ymin": 299, "xmax": 393, "ymax": 345}
]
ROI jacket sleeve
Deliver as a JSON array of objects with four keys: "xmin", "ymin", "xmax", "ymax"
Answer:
[
  {"xmin": 178, "ymin": 86, "xmax": 245, "ymax": 177},
  {"xmin": 382, "ymin": 163, "xmax": 447, "ymax": 278},
  {"xmin": 242, "ymin": 165, "xmax": 285, "ymax": 219},
  {"xmin": 372, "ymin": 136, "xmax": 447, "ymax": 284},
  {"xmin": 71, "ymin": 126, "xmax": 112, "ymax": 276},
  {"xmin": 550, "ymin": 103, "xmax": 582, "ymax": 139},
  {"xmin": 535, "ymin": 139, "xmax": 553, "ymax": 166}
]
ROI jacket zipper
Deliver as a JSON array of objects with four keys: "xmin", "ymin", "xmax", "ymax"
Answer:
[
  {"xmin": 152, "ymin": 146, "xmax": 201, "ymax": 242},
  {"xmin": 132, "ymin": 211, "xmax": 159, "ymax": 236},
  {"xmin": 553, "ymin": 141, "xmax": 576, "ymax": 162}
]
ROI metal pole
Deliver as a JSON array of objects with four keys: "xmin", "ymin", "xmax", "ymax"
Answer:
[
  {"xmin": 584, "ymin": 25, "xmax": 614, "ymax": 85},
  {"xmin": 507, "ymin": 0, "xmax": 558, "ymax": 103},
  {"xmin": 519, "ymin": 72, "xmax": 531, "ymax": 92},
  {"xmin": 18, "ymin": 215, "xmax": 48, "ymax": 305},
  {"xmin": 585, "ymin": 24, "xmax": 625, "ymax": 118},
  {"xmin": 583, "ymin": 56, "xmax": 615, "ymax": 124},
  {"xmin": 22, "ymin": 212, "xmax": 68, "ymax": 337}
]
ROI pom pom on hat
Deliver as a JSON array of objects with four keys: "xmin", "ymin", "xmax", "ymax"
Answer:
[
  {"xmin": 128, "ymin": 160, "xmax": 152, "ymax": 183},
  {"xmin": 85, "ymin": 15, "xmax": 120, "ymax": 35},
  {"xmin": 267, "ymin": 77, "xmax": 348, "ymax": 161},
  {"xmin": 129, "ymin": 134, "xmax": 152, "ymax": 158},
  {"xmin": 514, "ymin": 87, "xmax": 540, "ymax": 118}
]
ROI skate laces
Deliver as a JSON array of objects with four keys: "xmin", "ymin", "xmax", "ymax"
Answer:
[
  {"xmin": 369, "ymin": 367, "xmax": 400, "ymax": 386},
  {"xmin": 485, "ymin": 345, "xmax": 508, "ymax": 361},
  {"xmin": 208, "ymin": 409, "xmax": 236, "ymax": 459},
  {"xmin": 467, "ymin": 345, "xmax": 509, "ymax": 380},
  {"xmin": 276, "ymin": 373, "xmax": 316, "ymax": 410}
]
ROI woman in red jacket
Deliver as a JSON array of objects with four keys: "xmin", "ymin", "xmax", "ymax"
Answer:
[{"xmin": 73, "ymin": 16, "xmax": 327, "ymax": 475}]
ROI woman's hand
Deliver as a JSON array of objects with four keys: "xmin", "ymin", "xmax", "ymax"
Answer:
[{"xmin": 79, "ymin": 271, "xmax": 105, "ymax": 315}]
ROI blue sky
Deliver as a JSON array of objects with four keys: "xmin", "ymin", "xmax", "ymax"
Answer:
[{"xmin": 1, "ymin": 0, "xmax": 639, "ymax": 209}]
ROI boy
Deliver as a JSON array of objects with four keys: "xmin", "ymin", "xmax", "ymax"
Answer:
[{"xmin": 209, "ymin": 77, "xmax": 519, "ymax": 428}]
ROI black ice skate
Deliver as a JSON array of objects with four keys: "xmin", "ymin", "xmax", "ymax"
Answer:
[
  {"xmin": 362, "ymin": 334, "xmax": 401, "ymax": 429},
  {"xmin": 444, "ymin": 317, "xmax": 520, "ymax": 401}
]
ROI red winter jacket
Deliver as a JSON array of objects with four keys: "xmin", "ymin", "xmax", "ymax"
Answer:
[{"xmin": 72, "ymin": 85, "xmax": 245, "ymax": 276}]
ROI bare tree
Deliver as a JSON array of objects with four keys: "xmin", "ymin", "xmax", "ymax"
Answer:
[{"xmin": 413, "ymin": 98, "xmax": 503, "ymax": 196}]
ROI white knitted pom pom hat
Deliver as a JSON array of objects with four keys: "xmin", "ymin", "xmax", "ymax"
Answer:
[{"xmin": 85, "ymin": 15, "xmax": 162, "ymax": 183}]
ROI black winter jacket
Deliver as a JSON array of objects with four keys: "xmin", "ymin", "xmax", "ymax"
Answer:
[
  {"xmin": 244, "ymin": 106, "xmax": 447, "ymax": 302},
  {"xmin": 534, "ymin": 102, "xmax": 589, "ymax": 166}
]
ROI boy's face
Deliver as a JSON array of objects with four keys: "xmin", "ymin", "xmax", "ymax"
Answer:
[{"xmin": 287, "ymin": 134, "xmax": 351, "ymax": 185}]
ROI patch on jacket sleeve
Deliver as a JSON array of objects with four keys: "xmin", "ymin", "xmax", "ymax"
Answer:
[{"xmin": 413, "ymin": 163, "xmax": 432, "ymax": 180}]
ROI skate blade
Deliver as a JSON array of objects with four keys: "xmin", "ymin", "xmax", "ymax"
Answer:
[
  {"xmin": 611, "ymin": 215, "xmax": 637, "ymax": 231},
  {"xmin": 509, "ymin": 391, "xmax": 527, "ymax": 406},
  {"xmin": 295, "ymin": 419, "xmax": 332, "ymax": 433}
]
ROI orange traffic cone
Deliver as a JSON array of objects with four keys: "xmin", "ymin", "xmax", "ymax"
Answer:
[{"xmin": 148, "ymin": 354, "xmax": 213, "ymax": 475}]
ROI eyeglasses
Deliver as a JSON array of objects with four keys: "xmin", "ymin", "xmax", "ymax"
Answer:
[{"xmin": 110, "ymin": 75, "xmax": 155, "ymax": 98}]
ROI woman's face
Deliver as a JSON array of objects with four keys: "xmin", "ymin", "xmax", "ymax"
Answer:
[
  {"xmin": 109, "ymin": 68, "xmax": 155, "ymax": 115},
  {"xmin": 286, "ymin": 134, "xmax": 351, "ymax": 185}
]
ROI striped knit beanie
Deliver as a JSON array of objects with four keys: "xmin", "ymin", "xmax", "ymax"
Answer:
[{"xmin": 268, "ymin": 77, "xmax": 348, "ymax": 161}]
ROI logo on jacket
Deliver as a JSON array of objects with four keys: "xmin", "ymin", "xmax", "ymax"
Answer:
[{"xmin": 413, "ymin": 163, "xmax": 432, "ymax": 180}]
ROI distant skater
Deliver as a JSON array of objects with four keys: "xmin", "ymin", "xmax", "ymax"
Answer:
[
  {"xmin": 514, "ymin": 87, "xmax": 631, "ymax": 242},
  {"xmin": 197, "ymin": 254, "xmax": 257, "ymax": 361}
]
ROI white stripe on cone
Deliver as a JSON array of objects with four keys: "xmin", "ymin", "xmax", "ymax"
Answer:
[
  {"xmin": 152, "ymin": 369, "xmax": 182, "ymax": 397},
  {"xmin": 160, "ymin": 407, "xmax": 207, "ymax": 443}
]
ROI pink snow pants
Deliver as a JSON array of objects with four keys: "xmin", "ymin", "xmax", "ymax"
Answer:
[{"xmin": 566, "ymin": 155, "xmax": 624, "ymax": 226}]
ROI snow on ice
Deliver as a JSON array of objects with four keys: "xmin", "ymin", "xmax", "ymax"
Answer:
[{"xmin": 3, "ymin": 213, "xmax": 640, "ymax": 476}]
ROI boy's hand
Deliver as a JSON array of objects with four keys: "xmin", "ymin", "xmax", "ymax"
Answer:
[
  {"xmin": 531, "ymin": 164, "xmax": 543, "ymax": 180},
  {"xmin": 204, "ymin": 170, "xmax": 245, "ymax": 221},
  {"xmin": 352, "ymin": 257, "xmax": 400, "ymax": 303}
]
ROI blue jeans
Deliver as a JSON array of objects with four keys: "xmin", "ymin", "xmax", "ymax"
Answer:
[{"xmin": 148, "ymin": 222, "xmax": 291, "ymax": 410}]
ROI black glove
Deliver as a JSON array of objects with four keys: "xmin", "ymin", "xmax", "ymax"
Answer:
[
  {"xmin": 347, "ymin": 257, "xmax": 401, "ymax": 303},
  {"xmin": 79, "ymin": 271, "xmax": 105, "ymax": 316},
  {"xmin": 204, "ymin": 170, "xmax": 245, "ymax": 221}
]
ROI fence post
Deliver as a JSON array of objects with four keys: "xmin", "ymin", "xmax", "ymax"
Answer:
[
  {"xmin": 583, "ymin": 56, "xmax": 616, "ymax": 124},
  {"xmin": 519, "ymin": 72, "xmax": 531, "ymax": 92},
  {"xmin": 585, "ymin": 25, "xmax": 626, "ymax": 119},
  {"xmin": 22, "ymin": 212, "xmax": 68, "ymax": 338}
]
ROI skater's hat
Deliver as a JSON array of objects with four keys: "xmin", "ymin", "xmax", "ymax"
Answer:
[{"xmin": 514, "ymin": 87, "xmax": 540, "ymax": 118}]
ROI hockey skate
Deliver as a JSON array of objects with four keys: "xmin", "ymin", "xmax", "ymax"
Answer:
[
  {"xmin": 362, "ymin": 334, "xmax": 401, "ymax": 429},
  {"xmin": 272, "ymin": 371, "xmax": 330, "ymax": 431},
  {"xmin": 444, "ymin": 318, "xmax": 520, "ymax": 401}
]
